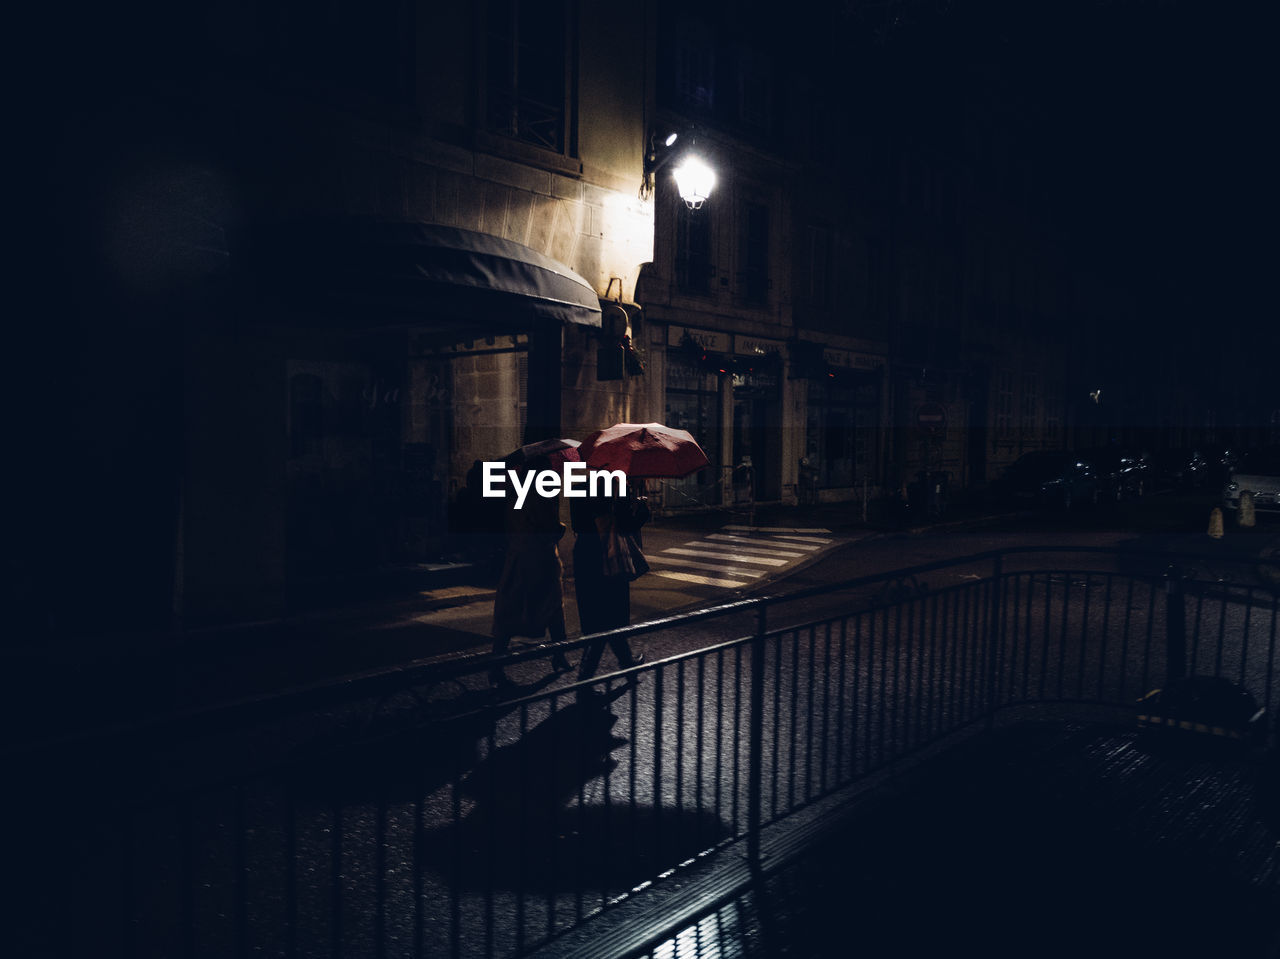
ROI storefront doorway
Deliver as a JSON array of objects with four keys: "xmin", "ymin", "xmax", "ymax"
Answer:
[
  {"xmin": 732, "ymin": 372, "xmax": 782, "ymax": 501},
  {"xmin": 804, "ymin": 371, "xmax": 880, "ymax": 492},
  {"xmin": 665, "ymin": 352, "xmax": 722, "ymax": 507}
]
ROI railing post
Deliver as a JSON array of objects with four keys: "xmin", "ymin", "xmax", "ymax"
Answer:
[
  {"xmin": 746, "ymin": 601, "xmax": 767, "ymax": 868},
  {"xmin": 985, "ymin": 553, "xmax": 1004, "ymax": 729},
  {"xmin": 1165, "ymin": 564, "xmax": 1187, "ymax": 683}
]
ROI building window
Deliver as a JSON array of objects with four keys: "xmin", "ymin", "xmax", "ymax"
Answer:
[
  {"xmin": 676, "ymin": 203, "xmax": 713, "ymax": 296},
  {"xmin": 996, "ymin": 370, "xmax": 1014, "ymax": 439},
  {"xmin": 804, "ymin": 225, "xmax": 831, "ymax": 308},
  {"xmin": 485, "ymin": 0, "xmax": 574, "ymax": 155},
  {"xmin": 289, "ymin": 373, "xmax": 325, "ymax": 458},
  {"xmin": 737, "ymin": 47, "xmax": 772, "ymax": 133},
  {"xmin": 867, "ymin": 237, "xmax": 889, "ymax": 325},
  {"xmin": 900, "ymin": 248, "xmax": 924, "ymax": 325},
  {"xmin": 1020, "ymin": 373, "xmax": 1039, "ymax": 437},
  {"xmin": 740, "ymin": 201, "xmax": 769, "ymax": 304},
  {"xmin": 1045, "ymin": 383, "xmax": 1062, "ymax": 442},
  {"xmin": 674, "ymin": 35, "xmax": 715, "ymax": 110}
]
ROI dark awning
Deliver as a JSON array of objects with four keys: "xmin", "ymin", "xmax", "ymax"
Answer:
[{"xmin": 250, "ymin": 219, "xmax": 602, "ymax": 331}]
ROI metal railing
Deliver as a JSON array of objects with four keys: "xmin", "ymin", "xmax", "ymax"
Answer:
[{"xmin": 11, "ymin": 547, "xmax": 1279, "ymax": 959}]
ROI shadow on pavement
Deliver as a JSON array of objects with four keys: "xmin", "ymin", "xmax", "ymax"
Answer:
[
  {"xmin": 288, "ymin": 672, "xmax": 566, "ymax": 803},
  {"xmin": 417, "ymin": 689, "xmax": 733, "ymax": 894}
]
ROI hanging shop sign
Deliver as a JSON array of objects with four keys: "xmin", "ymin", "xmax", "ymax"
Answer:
[
  {"xmin": 824, "ymin": 349, "xmax": 883, "ymax": 371},
  {"xmin": 734, "ymin": 335, "xmax": 784, "ymax": 358},
  {"xmin": 731, "ymin": 335, "xmax": 783, "ymax": 387},
  {"xmin": 667, "ymin": 325, "xmax": 731, "ymax": 354}
]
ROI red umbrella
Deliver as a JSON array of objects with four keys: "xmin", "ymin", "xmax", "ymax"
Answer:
[{"xmin": 579, "ymin": 423, "xmax": 710, "ymax": 478}]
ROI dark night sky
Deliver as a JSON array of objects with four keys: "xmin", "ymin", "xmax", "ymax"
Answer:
[
  {"xmin": 1042, "ymin": 4, "xmax": 1272, "ymax": 316},
  {"xmin": 884, "ymin": 4, "xmax": 1268, "ymax": 273},
  {"xmin": 749, "ymin": 0, "xmax": 1262, "ymax": 362}
]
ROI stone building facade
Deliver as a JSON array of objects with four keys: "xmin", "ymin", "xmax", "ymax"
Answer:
[
  {"xmin": 35, "ymin": 0, "xmax": 1093, "ymax": 634},
  {"xmin": 46, "ymin": 0, "xmax": 665, "ymax": 627}
]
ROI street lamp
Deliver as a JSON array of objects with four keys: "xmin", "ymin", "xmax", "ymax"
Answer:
[
  {"xmin": 642, "ymin": 129, "xmax": 717, "ymax": 208},
  {"xmin": 671, "ymin": 155, "xmax": 715, "ymax": 209}
]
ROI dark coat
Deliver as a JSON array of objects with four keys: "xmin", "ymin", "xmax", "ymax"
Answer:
[
  {"xmin": 491, "ymin": 485, "xmax": 567, "ymax": 641},
  {"xmin": 570, "ymin": 491, "xmax": 650, "ymax": 635}
]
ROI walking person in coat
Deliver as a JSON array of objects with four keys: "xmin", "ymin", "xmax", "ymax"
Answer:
[
  {"xmin": 572, "ymin": 480, "xmax": 650, "ymax": 680},
  {"xmin": 489, "ymin": 455, "xmax": 573, "ymax": 688}
]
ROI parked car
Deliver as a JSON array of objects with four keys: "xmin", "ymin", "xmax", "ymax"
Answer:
[
  {"xmin": 1148, "ymin": 447, "xmax": 1210, "ymax": 491},
  {"xmin": 1078, "ymin": 447, "xmax": 1150, "ymax": 501},
  {"xmin": 997, "ymin": 451, "xmax": 1100, "ymax": 510},
  {"xmin": 1223, "ymin": 447, "xmax": 1280, "ymax": 514},
  {"xmin": 1203, "ymin": 445, "xmax": 1243, "ymax": 489}
]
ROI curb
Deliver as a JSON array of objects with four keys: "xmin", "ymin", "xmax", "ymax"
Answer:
[
  {"xmin": 417, "ymin": 586, "xmax": 498, "ymax": 610},
  {"xmin": 899, "ymin": 510, "xmax": 1033, "ymax": 536}
]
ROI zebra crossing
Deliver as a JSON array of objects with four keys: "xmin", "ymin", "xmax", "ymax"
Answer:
[{"xmin": 645, "ymin": 525, "xmax": 837, "ymax": 590}]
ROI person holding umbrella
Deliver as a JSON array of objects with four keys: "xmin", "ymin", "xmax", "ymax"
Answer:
[
  {"xmin": 489, "ymin": 442, "xmax": 578, "ymax": 687},
  {"xmin": 569, "ymin": 480, "xmax": 650, "ymax": 679},
  {"xmin": 573, "ymin": 424, "xmax": 710, "ymax": 680}
]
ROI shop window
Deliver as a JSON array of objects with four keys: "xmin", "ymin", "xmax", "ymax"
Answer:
[
  {"xmin": 806, "ymin": 377, "xmax": 877, "ymax": 490},
  {"xmin": 665, "ymin": 353, "xmax": 721, "ymax": 506},
  {"xmin": 484, "ymin": 0, "xmax": 574, "ymax": 156},
  {"xmin": 812, "ymin": 404, "xmax": 853, "ymax": 489}
]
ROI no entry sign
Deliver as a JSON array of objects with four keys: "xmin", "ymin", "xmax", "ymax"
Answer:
[{"xmin": 917, "ymin": 403, "xmax": 946, "ymax": 435}]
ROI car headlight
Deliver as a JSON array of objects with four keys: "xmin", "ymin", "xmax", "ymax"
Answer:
[{"xmin": 1226, "ymin": 482, "xmax": 1239, "ymax": 493}]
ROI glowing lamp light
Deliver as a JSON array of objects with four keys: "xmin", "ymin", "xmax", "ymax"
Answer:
[{"xmin": 672, "ymin": 155, "xmax": 716, "ymax": 209}]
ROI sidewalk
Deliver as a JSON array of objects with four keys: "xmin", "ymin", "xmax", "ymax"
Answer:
[
  {"xmin": 0, "ymin": 496, "xmax": 1016, "ymax": 746},
  {"xmin": 534, "ymin": 721, "xmax": 1280, "ymax": 959}
]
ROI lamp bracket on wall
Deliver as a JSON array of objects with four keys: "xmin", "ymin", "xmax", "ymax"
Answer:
[
  {"xmin": 640, "ymin": 129, "xmax": 680, "ymax": 201},
  {"xmin": 641, "ymin": 128, "xmax": 716, "ymax": 209}
]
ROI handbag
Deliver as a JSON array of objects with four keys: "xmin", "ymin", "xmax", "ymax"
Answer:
[{"xmin": 602, "ymin": 522, "xmax": 650, "ymax": 581}]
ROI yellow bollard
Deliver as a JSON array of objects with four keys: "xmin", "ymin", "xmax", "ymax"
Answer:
[
  {"xmin": 1208, "ymin": 507, "xmax": 1224, "ymax": 539},
  {"xmin": 1239, "ymin": 490, "xmax": 1256, "ymax": 528}
]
